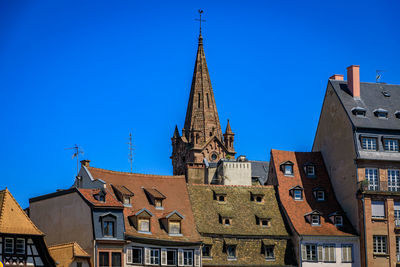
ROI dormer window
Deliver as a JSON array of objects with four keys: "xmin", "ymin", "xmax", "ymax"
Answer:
[
  {"xmin": 305, "ymin": 210, "xmax": 322, "ymax": 226},
  {"xmin": 351, "ymin": 107, "xmax": 366, "ymax": 117},
  {"xmin": 395, "ymin": 111, "xmax": 400, "ymax": 119},
  {"xmin": 250, "ymin": 192, "xmax": 264, "ymax": 203},
  {"xmin": 131, "ymin": 208, "xmax": 153, "ymax": 234},
  {"xmin": 334, "ymin": 216, "xmax": 343, "ymax": 226},
  {"xmin": 303, "ymin": 163, "xmax": 316, "ymax": 178},
  {"xmin": 361, "ymin": 136, "xmax": 377, "ymax": 151},
  {"xmin": 218, "ymin": 195, "xmax": 226, "ymax": 202},
  {"xmin": 374, "ymin": 108, "xmax": 388, "ymax": 119},
  {"xmin": 289, "ymin": 186, "xmax": 303, "ymax": 200},
  {"xmin": 100, "ymin": 213, "xmax": 117, "ymax": 238},
  {"xmin": 280, "ymin": 161, "xmax": 294, "ymax": 176},
  {"xmin": 143, "ymin": 188, "xmax": 166, "ymax": 210},
  {"xmin": 124, "ymin": 196, "xmax": 131, "ymax": 205},
  {"xmin": 138, "ymin": 218, "xmax": 150, "ymax": 232},
  {"xmin": 384, "ymin": 139, "xmax": 399, "ymax": 152},
  {"xmin": 220, "ymin": 215, "xmax": 232, "ymax": 226},
  {"xmin": 312, "ymin": 188, "xmax": 325, "ymax": 201},
  {"xmin": 111, "ymin": 184, "xmax": 134, "ymax": 207},
  {"xmin": 168, "ymin": 221, "xmax": 181, "ymax": 235},
  {"xmin": 214, "ymin": 191, "xmax": 227, "ymax": 202},
  {"xmin": 164, "ymin": 210, "xmax": 184, "ymax": 236},
  {"xmin": 256, "ymin": 216, "xmax": 270, "ymax": 228}
]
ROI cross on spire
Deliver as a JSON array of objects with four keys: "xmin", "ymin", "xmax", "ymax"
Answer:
[{"xmin": 195, "ymin": 9, "xmax": 206, "ymax": 35}]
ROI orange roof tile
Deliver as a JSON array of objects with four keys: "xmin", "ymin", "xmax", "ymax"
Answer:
[
  {"xmin": 270, "ymin": 150, "xmax": 356, "ymax": 236},
  {"xmin": 0, "ymin": 189, "xmax": 43, "ymax": 235},
  {"xmin": 77, "ymin": 188, "xmax": 123, "ymax": 208},
  {"xmin": 87, "ymin": 167, "xmax": 201, "ymax": 243}
]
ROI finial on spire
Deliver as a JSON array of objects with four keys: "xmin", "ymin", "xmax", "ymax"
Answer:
[{"xmin": 195, "ymin": 9, "xmax": 206, "ymax": 40}]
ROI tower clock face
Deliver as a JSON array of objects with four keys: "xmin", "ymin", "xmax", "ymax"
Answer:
[{"xmin": 211, "ymin": 152, "xmax": 218, "ymax": 162}]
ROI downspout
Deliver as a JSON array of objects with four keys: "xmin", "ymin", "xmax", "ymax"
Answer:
[
  {"xmin": 93, "ymin": 240, "xmax": 96, "ymax": 267},
  {"xmin": 362, "ymin": 196, "xmax": 368, "ymax": 267},
  {"xmin": 356, "ymin": 156, "xmax": 367, "ymax": 267}
]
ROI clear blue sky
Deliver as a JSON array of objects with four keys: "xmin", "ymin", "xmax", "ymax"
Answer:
[{"xmin": 1, "ymin": 0, "xmax": 399, "ymax": 207}]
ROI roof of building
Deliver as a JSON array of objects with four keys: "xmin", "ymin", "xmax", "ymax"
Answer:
[
  {"xmin": 187, "ymin": 184, "xmax": 289, "ymax": 237},
  {"xmin": 330, "ymin": 80, "xmax": 400, "ymax": 130},
  {"xmin": 0, "ymin": 188, "xmax": 43, "ymax": 236},
  {"xmin": 250, "ymin": 161, "xmax": 269, "ymax": 185},
  {"xmin": 77, "ymin": 188, "xmax": 123, "ymax": 208},
  {"xmin": 48, "ymin": 242, "xmax": 90, "ymax": 267},
  {"xmin": 86, "ymin": 167, "xmax": 201, "ymax": 243},
  {"xmin": 270, "ymin": 149, "xmax": 356, "ymax": 236}
]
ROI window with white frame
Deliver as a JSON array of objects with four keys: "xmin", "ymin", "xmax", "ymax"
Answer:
[
  {"xmin": 395, "ymin": 203, "xmax": 400, "ymax": 227},
  {"xmin": 365, "ymin": 168, "xmax": 379, "ymax": 190},
  {"xmin": 311, "ymin": 215, "xmax": 320, "ymax": 226},
  {"xmin": 284, "ymin": 165, "xmax": 293, "ymax": 175},
  {"xmin": 124, "ymin": 196, "xmax": 131, "ymax": 205},
  {"xmin": 335, "ymin": 216, "xmax": 343, "ymax": 226},
  {"xmin": 323, "ymin": 244, "xmax": 335, "ymax": 262},
  {"xmin": 373, "ymin": 235, "xmax": 387, "ymax": 254},
  {"xmin": 362, "ymin": 137, "xmax": 377, "ymax": 150},
  {"xmin": 16, "ymin": 238, "xmax": 25, "ymax": 254},
  {"xmin": 388, "ymin": 169, "xmax": 400, "ymax": 192},
  {"xmin": 371, "ymin": 200, "xmax": 385, "ymax": 219},
  {"xmin": 384, "ymin": 139, "xmax": 399, "ymax": 152},
  {"xmin": 264, "ymin": 245, "xmax": 275, "ymax": 260},
  {"xmin": 302, "ymin": 244, "xmax": 317, "ymax": 261},
  {"xmin": 314, "ymin": 190, "xmax": 325, "ymax": 201},
  {"xmin": 183, "ymin": 250, "xmax": 193, "ymax": 266},
  {"xmin": 169, "ymin": 221, "xmax": 181, "ymax": 235},
  {"xmin": 5, "ymin": 238, "xmax": 14, "ymax": 254},
  {"xmin": 341, "ymin": 245, "xmax": 353, "ymax": 263},
  {"xmin": 138, "ymin": 218, "xmax": 150, "ymax": 232},
  {"xmin": 294, "ymin": 190, "xmax": 303, "ymax": 200},
  {"xmin": 305, "ymin": 165, "xmax": 315, "ymax": 177},
  {"xmin": 150, "ymin": 248, "xmax": 160, "ymax": 265}
]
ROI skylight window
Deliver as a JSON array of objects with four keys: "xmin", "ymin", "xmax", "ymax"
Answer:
[
  {"xmin": 395, "ymin": 111, "xmax": 400, "ymax": 119},
  {"xmin": 374, "ymin": 108, "xmax": 388, "ymax": 119},
  {"xmin": 351, "ymin": 107, "xmax": 366, "ymax": 117}
]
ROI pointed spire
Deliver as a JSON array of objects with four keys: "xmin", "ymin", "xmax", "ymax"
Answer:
[
  {"xmin": 173, "ymin": 125, "xmax": 180, "ymax": 138},
  {"xmin": 225, "ymin": 119, "xmax": 233, "ymax": 134}
]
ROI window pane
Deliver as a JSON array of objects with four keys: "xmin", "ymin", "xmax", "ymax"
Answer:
[
  {"xmin": 202, "ymin": 245, "xmax": 211, "ymax": 257},
  {"xmin": 388, "ymin": 170, "xmax": 400, "ymax": 192},
  {"xmin": 362, "ymin": 137, "xmax": 377, "ymax": 150},
  {"xmin": 373, "ymin": 236, "xmax": 387, "ymax": 254},
  {"xmin": 167, "ymin": 250, "xmax": 176, "ymax": 265},
  {"xmin": 132, "ymin": 248, "xmax": 142, "ymax": 264},
  {"xmin": 183, "ymin": 250, "xmax": 193, "ymax": 266},
  {"xmin": 139, "ymin": 219, "xmax": 150, "ymax": 232},
  {"xmin": 284, "ymin": 165, "xmax": 293, "ymax": 175},
  {"xmin": 366, "ymin": 168, "xmax": 379, "ymax": 190},
  {"xmin": 99, "ymin": 252, "xmax": 109, "ymax": 267},
  {"xmin": 227, "ymin": 246, "xmax": 236, "ymax": 259},
  {"xmin": 16, "ymin": 238, "xmax": 25, "ymax": 254},
  {"xmin": 169, "ymin": 221, "xmax": 181, "ymax": 234},
  {"xmin": 384, "ymin": 139, "xmax": 399, "ymax": 152},
  {"xmin": 265, "ymin": 245, "xmax": 275, "ymax": 259},
  {"xmin": 371, "ymin": 201, "xmax": 385, "ymax": 218},
  {"xmin": 112, "ymin": 252, "xmax": 121, "ymax": 267},
  {"xmin": 150, "ymin": 249, "xmax": 160, "ymax": 265}
]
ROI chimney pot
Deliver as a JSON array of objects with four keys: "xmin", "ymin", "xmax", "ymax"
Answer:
[
  {"xmin": 347, "ymin": 65, "xmax": 360, "ymax": 98},
  {"xmin": 329, "ymin": 74, "xmax": 344, "ymax": 81},
  {"xmin": 80, "ymin": 160, "xmax": 90, "ymax": 167}
]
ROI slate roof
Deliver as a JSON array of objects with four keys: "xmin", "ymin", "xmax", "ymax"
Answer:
[
  {"xmin": 250, "ymin": 160, "xmax": 269, "ymax": 185},
  {"xmin": 0, "ymin": 188, "xmax": 43, "ymax": 236},
  {"xmin": 270, "ymin": 150, "xmax": 357, "ymax": 236},
  {"xmin": 330, "ymin": 80, "xmax": 400, "ymax": 130},
  {"xmin": 86, "ymin": 167, "xmax": 201, "ymax": 243},
  {"xmin": 187, "ymin": 184, "xmax": 289, "ymax": 237},
  {"xmin": 48, "ymin": 242, "xmax": 90, "ymax": 267}
]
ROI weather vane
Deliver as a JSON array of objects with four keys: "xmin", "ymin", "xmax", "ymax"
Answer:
[{"xmin": 195, "ymin": 9, "xmax": 206, "ymax": 34}]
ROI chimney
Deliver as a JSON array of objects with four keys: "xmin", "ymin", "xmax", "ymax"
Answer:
[
  {"xmin": 347, "ymin": 65, "xmax": 360, "ymax": 98},
  {"xmin": 329, "ymin": 74, "xmax": 344, "ymax": 81},
  {"xmin": 80, "ymin": 160, "xmax": 90, "ymax": 167}
]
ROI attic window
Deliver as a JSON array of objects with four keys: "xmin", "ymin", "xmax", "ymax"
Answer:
[
  {"xmin": 374, "ymin": 109, "xmax": 388, "ymax": 119},
  {"xmin": 361, "ymin": 136, "xmax": 377, "ymax": 151},
  {"xmin": 256, "ymin": 217, "xmax": 270, "ymax": 228},
  {"xmin": 289, "ymin": 186, "xmax": 303, "ymax": 200},
  {"xmin": 94, "ymin": 192, "xmax": 106, "ymax": 202},
  {"xmin": 250, "ymin": 193, "xmax": 264, "ymax": 203},
  {"xmin": 280, "ymin": 161, "xmax": 294, "ymax": 176},
  {"xmin": 312, "ymin": 188, "xmax": 325, "ymax": 201},
  {"xmin": 382, "ymin": 91, "xmax": 391, "ymax": 97},
  {"xmin": 124, "ymin": 196, "xmax": 131, "ymax": 205},
  {"xmin": 395, "ymin": 111, "xmax": 400, "ymax": 119},
  {"xmin": 168, "ymin": 221, "xmax": 181, "ymax": 235},
  {"xmin": 311, "ymin": 215, "xmax": 320, "ymax": 226},
  {"xmin": 143, "ymin": 188, "xmax": 166, "ymax": 210},
  {"xmin": 304, "ymin": 163, "xmax": 316, "ymax": 177},
  {"xmin": 335, "ymin": 216, "xmax": 343, "ymax": 226},
  {"xmin": 220, "ymin": 216, "xmax": 232, "ymax": 226},
  {"xmin": 384, "ymin": 139, "xmax": 399, "ymax": 152},
  {"xmin": 155, "ymin": 199, "xmax": 163, "ymax": 209},
  {"xmin": 351, "ymin": 107, "xmax": 366, "ymax": 117},
  {"xmin": 138, "ymin": 218, "xmax": 150, "ymax": 232}
]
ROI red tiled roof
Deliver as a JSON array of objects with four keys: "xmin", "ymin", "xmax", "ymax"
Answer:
[
  {"xmin": 143, "ymin": 188, "xmax": 166, "ymax": 199},
  {"xmin": 86, "ymin": 167, "xmax": 201, "ymax": 243},
  {"xmin": 77, "ymin": 188, "xmax": 123, "ymax": 208},
  {"xmin": 270, "ymin": 149, "xmax": 356, "ymax": 236}
]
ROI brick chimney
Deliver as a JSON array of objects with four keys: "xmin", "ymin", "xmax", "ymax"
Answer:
[
  {"xmin": 80, "ymin": 160, "xmax": 90, "ymax": 167},
  {"xmin": 347, "ymin": 65, "xmax": 360, "ymax": 98},
  {"xmin": 329, "ymin": 74, "xmax": 344, "ymax": 80}
]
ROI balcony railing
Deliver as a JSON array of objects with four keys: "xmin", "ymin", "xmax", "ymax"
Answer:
[{"xmin": 358, "ymin": 181, "xmax": 400, "ymax": 193}]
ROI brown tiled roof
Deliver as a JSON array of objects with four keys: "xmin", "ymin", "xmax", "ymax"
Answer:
[
  {"xmin": 48, "ymin": 242, "xmax": 90, "ymax": 267},
  {"xmin": 112, "ymin": 184, "xmax": 134, "ymax": 196},
  {"xmin": 143, "ymin": 188, "xmax": 166, "ymax": 199},
  {"xmin": 270, "ymin": 149, "xmax": 356, "ymax": 236},
  {"xmin": 86, "ymin": 167, "xmax": 201, "ymax": 243},
  {"xmin": 0, "ymin": 189, "xmax": 43, "ymax": 235},
  {"xmin": 77, "ymin": 188, "xmax": 123, "ymax": 208}
]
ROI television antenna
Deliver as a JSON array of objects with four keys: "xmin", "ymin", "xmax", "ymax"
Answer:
[
  {"xmin": 127, "ymin": 133, "xmax": 135, "ymax": 173},
  {"xmin": 376, "ymin": 70, "xmax": 384, "ymax": 83},
  {"xmin": 65, "ymin": 144, "xmax": 84, "ymax": 176}
]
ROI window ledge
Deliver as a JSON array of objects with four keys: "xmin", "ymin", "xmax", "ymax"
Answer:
[
  {"xmin": 124, "ymin": 204, "xmax": 132, "ymax": 207},
  {"xmin": 138, "ymin": 231, "xmax": 152, "ymax": 235},
  {"xmin": 372, "ymin": 218, "xmax": 387, "ymax": 223},
  {"xmin": 168, "ymin": 233, "xmax": 183, "ymax": 237},
  {"xmin": 202, "ymin": 257, "xmax": 212, "ymax": 260},
  {"xmin": 373, "ymin": 253, "xmax": 389, "ymax": 258},
  {"xmin": 284, "ymin": 174, "xmax": 294, "ymax": 177},
  {"xmin": 155, "ymin": 207, "xmax": 164, "ymax": 210},
  {"xmin": 265, "ymin": 258, "xmax": 275, "ymax": 261},
  {"xmin": 227, "ymin": 258, "xmax": 237, "ymax": 261}
]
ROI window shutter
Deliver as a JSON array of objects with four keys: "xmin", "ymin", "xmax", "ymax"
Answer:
[
  {"xmin": 194, "ymin": 249, "xmax": 200, "ymax": 267},
  {"xmin": 161, "ymin": 249, "xmax": 167, "ymax": 265},
  {"xmin": 301, "ymin": 244, "xmax": 306, "ymax": 261},
  {"xmin": 371, "ymin": 201, "xmax": 385, "ymax": 218},
  {"xmin": 317, "ymin": 245, "xmax": 323, "ymax": 261},
  {"xmin": 178, "ymin": 249, "xmax": 183, "ymax": 266},
  {"xmin": 145, "ymin": 248, "xmax": 150, "ymax": 265},
  {"xmin": 127, "ymin": 248, "xmax": 133, "ymax": 264},
  {"xmin": 329, "ymin": 246, "xmax": 335, "ymax": 262}
]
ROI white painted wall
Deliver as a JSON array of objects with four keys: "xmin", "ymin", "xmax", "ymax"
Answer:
[{"xmin": 221, "ymin": 162, "xmax": 251, "ymax": 186}]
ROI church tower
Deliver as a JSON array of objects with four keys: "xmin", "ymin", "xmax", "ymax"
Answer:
[{"xmin": 171, "ymin": 31, "xmax": 236, "ymax": 175}]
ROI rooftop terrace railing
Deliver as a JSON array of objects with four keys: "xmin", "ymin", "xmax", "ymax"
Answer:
[{"xmin": 359, "ymin": 181, "xmax": 400, "ymax": 193}]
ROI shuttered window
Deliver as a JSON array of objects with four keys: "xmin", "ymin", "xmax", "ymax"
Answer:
[
  {"xmin": 301, "ymin": 244, "xmax": 317, "ymax": 261},
  {"xmin": 5, "ymin": 238, "xmax": 14, "ymax": 254},
  {"xmin": 127, "ymin": 248, "xmax": 133, "ymax": 264},
  {"xmin": 371, "ymin": 201, "xmax": 385, "ymax": 218},
  {"xmin": 323, "ymin": 244, "xmax": 335, "ymax": 262},
  {"xmin": 194, "ymin": 249, "xmax": 200, "ymax": 267},
  {"xmin": 342, "ymin": 245, "xmax": 353, "ymax": 263},
  {"xmin": 169, "ymin": 221, "xmax": 181, "ymax": 235},
  {"xmin": 178, "ymin": 249, "xmax": 184, "ymax": 266}
]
